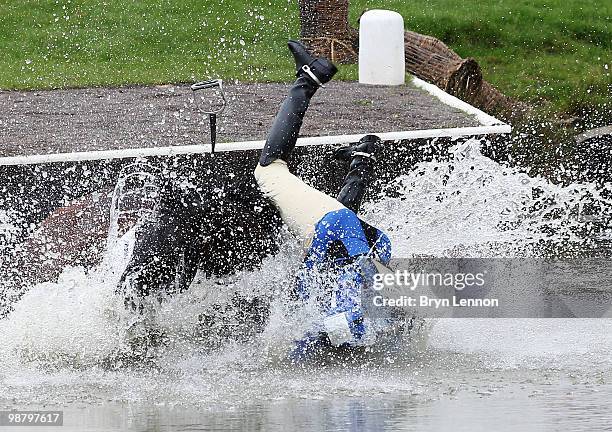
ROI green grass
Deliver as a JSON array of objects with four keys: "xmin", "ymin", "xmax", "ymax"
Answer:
[
  {"xmin": 361, "ymin": 0, "xmax": 611, "ymax": 120},
  {"xmin": 0, "ymin": 0, "xmax": 301, "ymax": 87},
  {"xmin": 0, "ymin": 0, "xmax": 609, "ymax": 118}
]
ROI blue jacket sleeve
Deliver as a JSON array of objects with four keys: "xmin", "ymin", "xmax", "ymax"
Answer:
[{"xmin": 374, "ymin": 229, "xmax": 392, "ymax": 265}]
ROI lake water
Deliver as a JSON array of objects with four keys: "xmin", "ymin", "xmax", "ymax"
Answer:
[{"xmin": 1, "ymin": 140, "xmax": 611, "ymax": 431}]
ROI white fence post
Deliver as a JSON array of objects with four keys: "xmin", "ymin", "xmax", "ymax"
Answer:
[{"xmin": 359, "ymin": 10, "xmax": 406, "ymax": 86}]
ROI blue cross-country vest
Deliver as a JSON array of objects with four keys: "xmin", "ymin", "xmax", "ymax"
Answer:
[{"xmin": 292, "ymin": 208, "xmax": 392, "ymax": 355}]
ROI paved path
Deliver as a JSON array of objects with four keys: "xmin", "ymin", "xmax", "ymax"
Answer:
[{"xmin": 0, "ymin": 81, "xmax": 479, "ymax": 157}]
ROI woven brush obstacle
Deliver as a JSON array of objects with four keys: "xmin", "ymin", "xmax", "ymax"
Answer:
[
  {"xmin": 402, "ymin": 30, "xmax": 527, "ymax": 117},
  {"xmin": 298, "ymin": 0, "xmax": 358, "ymax": 63},
  {"xmin": 298, "ymin": 0, "xmax": 528, "ymax": 118}
]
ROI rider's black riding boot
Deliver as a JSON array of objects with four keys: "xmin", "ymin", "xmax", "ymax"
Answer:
[
  {"xmin": 335, "ymin": 135, "xmax": 381, "ymax": 213},
  {"xmin": 259, "ymin": 40, "xmax": 337, "ymax": 166}
]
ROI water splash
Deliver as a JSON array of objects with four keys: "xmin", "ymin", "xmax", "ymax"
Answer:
[
  {"xmin": 1, "ymin": 138, "xmax": 611, "ymax": 406},
  {"xmin": 107, "ymin": 161, "xmax": 161, "ymax": 250},
  {"xmin": 364, "ymin": 139, "xmax": 612, "ymax": 257},
  {"xmin": 0, "ymin": 210, "xmax": 20, "ymax": 247}
]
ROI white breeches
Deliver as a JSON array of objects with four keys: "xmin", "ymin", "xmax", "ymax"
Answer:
[{"xmin": 254, "ymin": 160, "xmax": 345, "ymax": 245}]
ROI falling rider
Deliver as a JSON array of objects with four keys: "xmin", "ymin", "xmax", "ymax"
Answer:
[{"xmin": 118, "ymin": 41, "xmax": 394, "ymax": 357}]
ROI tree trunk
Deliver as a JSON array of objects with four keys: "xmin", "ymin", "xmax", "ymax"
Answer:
[{"xmin": 298, "ymin": 0, "xmax": 358, "ymax": 63}]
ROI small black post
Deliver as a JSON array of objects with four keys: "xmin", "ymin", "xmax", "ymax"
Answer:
[{"xmin": 209, "ymin": 113, "xmax": 217, "ymax": 153}]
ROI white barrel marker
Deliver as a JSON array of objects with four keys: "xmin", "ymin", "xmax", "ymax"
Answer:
[{"xmin": 359, "ymin": 9, "xmax": 406, "ymax": 86}]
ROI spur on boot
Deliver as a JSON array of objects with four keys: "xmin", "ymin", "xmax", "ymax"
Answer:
[{"xmin": 333, "ymin": 135, "xmax": 381, "ymax": 162}]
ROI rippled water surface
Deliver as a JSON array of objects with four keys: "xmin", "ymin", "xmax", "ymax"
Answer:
[{"xmin": 1, "ymin": 140, "xmax": 611, "ymax": 431}]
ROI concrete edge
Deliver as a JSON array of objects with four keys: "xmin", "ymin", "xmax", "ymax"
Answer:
[
  {"xmin": 410, "ymin": 76, "xmax": 509, "ymax": 127},
  {"xmin": 575, "ymin": 126, "xmax": 612, "ymax": 144},
  {"xmin": 0, "ymin": 124, "xmax": 512, "ymax": 166}
]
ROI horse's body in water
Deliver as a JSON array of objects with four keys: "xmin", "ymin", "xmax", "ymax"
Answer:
[{"xmin": 117, "ymin": 163, "xmax": 284, "ymax": 313}]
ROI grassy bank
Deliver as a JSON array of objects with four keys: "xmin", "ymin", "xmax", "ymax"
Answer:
[{"xmin": 0, "ymin": 0, "xmax": 609, "ymax": 120}]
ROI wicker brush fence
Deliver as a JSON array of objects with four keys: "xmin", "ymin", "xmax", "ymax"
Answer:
[{"xmin": 298, "ymin": 0, "xmax": 527, "ymax": 118}]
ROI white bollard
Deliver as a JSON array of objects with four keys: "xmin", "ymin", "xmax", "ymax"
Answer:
[{"xmin": 359, "ymin": 10, "xmax": 405, "ymax": 86}]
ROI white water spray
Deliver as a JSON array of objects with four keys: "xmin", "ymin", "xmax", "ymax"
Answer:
[{"xmin": 0, "ymin": 139, "xmax": 611, "ymax": 406}]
